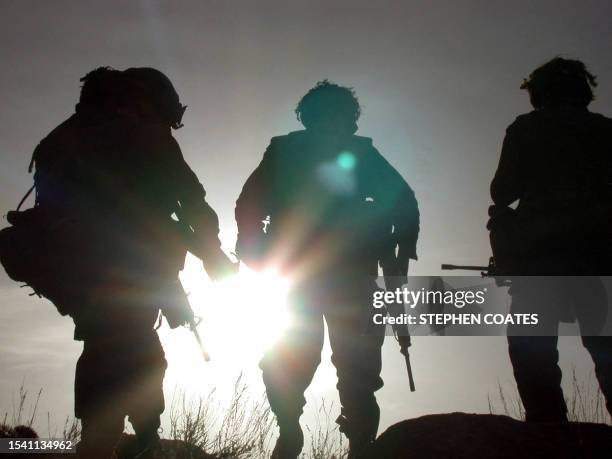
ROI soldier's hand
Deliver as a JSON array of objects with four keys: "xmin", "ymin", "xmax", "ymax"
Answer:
[
  {"xmin": 398, "ymin": 335, "xmax": 411, "ymax": 355},
  {"xmin": 205, "ymin": 251, "xmax": 239, "ymax": 281},
  {"xmin": 164, "ymin": 306, "xmax": 192, "ymax": 329}
]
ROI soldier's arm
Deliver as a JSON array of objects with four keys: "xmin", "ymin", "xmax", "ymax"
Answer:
[
  {"xmin": 161, "ymin": 135, "xmax": 234, "ymax": 279},
  {"xmin": 491, "ymin": 122, "xmax": 524, "ymax": 206},
  {"xmin": 372, "ymin": 147, "xmax": 420, "ymax": 276},
  {"xmin": 235, "ymin": 143, "xmax": 276, "ymax": 271}
]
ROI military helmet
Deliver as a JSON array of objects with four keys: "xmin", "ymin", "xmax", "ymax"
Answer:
[
  {"xmin": 123, "ymin": 67, "xmax": 187, "ymax": 129},
  {"xmin": 521, "ymin": 57, "xmax": 597, "ymax": 109}
]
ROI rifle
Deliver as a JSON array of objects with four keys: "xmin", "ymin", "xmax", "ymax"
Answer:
[
  {"xmin": 380, "ymin": 256, "xmax": 416, "ymax": 392},
  {"xmin": 162, "ymin": 279, "xmax": 211, "ymax": 362},
  {"xmin": 189, "ymin": 316, "xmax": 211, "ymax": 362},
  {"xmin": 441, "ymin": 257, "xmax": 510, "ymax": 287},
  {"xmin": 441, "ymin": 257, "xmax": 496, "ymax": 277}
]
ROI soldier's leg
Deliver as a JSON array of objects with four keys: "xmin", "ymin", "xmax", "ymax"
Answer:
[
  {"xmin": 260, "ymin": 298, "xmax": 325, "ymax": 458},
  {"xmin": 572, "ymin": 277, "xmax": 612, "ymax": 415},
  {"xmin": 507, "ymin": 279, "xmax": 567, "ymax": 422},
  {"xmin": 582, "ymin": 336, "xmax": 612, "ymax": 416},
  {"xmin": 75, "ymin": 339, "xmax": 126, "ymax": 459},
  {"xmin": 125, "ymin": 330, "xmax": 167, "ymax": 456},
  {"xmin": 507, "ymin": 335, "xmax": 567, "ymax": 421},
  {"xmin": 326, "ymin": 301, "xmax": 385, "ymax": 456}
]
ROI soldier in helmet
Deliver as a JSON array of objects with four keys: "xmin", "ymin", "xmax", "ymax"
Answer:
[
  {"xmin": 235, "ymin": 81, "xmax": 419, "ymax": 458},
  {"xmin": 490, "ymin": 57, "xmax": 612, "ymax": 421},
  {"xmin": 23, "ymin": 67, "xmax": 235, "ymax": 458}
]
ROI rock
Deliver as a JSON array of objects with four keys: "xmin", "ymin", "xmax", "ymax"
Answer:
[
  {"xmin": 115, "ymin": 433, "xmax": 217, "ymax": 459},
  {"xmin": 370, "ymin": 412, "xmax": 612, "ymax": 459}
]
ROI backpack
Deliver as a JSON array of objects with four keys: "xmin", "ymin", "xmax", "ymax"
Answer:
[
  {"xmin": 0, "ymin": 119, "xmax": 96, "ymax": 315},
  {"xmin": 1, "ymin": 118, "xmax": 192, "ymax": 319}
]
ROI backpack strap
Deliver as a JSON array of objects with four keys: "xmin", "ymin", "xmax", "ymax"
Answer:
[
  {"xmin": 16, "ymin": 144, "xmax": 41, "ymax": 211},
  {"xmin": 16, "ymin": 185, "xmax": 35, "ymax": 212}
]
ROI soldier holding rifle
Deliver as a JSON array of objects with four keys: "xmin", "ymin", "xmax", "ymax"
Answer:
[
  {"xmin": 1, "ymin": 67, "xmax": 235, "ymax": 458},
  {"xmin": 235, "ymin": 80, "xmax": 419, "ymax": 458}
]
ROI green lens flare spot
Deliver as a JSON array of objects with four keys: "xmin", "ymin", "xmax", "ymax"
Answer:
[{"xmin": 337, "ymin": 151, "xmax": 356, "ymax": 170}]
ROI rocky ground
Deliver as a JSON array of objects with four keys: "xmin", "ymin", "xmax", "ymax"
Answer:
[
  {"xmin": 370, "ymin": 412, "xmax": 612, "ymax": 458},
  {"xmin": 3, "ymin": 413, "xmax": 612, "ymax": 458}
]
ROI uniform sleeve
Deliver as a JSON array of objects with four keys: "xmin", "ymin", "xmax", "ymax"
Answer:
[
  {"xmin": 159, "ymin": 134, "xmax": 225, "ymax": 264},
  {"xmin": 491, "ymin": 122, "xmax": 524, "ymax": 206},
  {"xmin": 234, "ymin": 142, "xmax": 276, "ymax": 269},
  {"xmin": 370, "ymin": 146, "xmax": 420, "ymax": 262}
]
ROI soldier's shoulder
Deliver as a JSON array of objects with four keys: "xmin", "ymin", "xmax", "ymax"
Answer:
[
  {"xmin": 586, "ymin": 111, "xmax": 612, "ymax": 127},
  {"xmin": 502, "ymin": 111, "xmax": 543, "ymax": 137},
  {"xmin": 33, "ymin": 116, "xmax": 80, "ymax": 162},
  {"xmin": 508, "ymin": 111, "xmax": 538, "ymax": 127},
  {"xmin": 269, "ymin": 133, "xmax": 291, "ymax": 145},
  {"xmin": 282, "ymin": 130, "xmax": 309, "ymax": 142},
  {"xmin": 38, "ymin": 115, "xmax": 78, "ymax": 145},
  {"xmin": 351, "ymin": 135, "xmax": 374, "ymax": 148},
  {"xmin": 267, "ymin": 130, "xmax": 308, "ymax": 151}
]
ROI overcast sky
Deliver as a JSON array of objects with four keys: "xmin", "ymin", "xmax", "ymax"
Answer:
[{"xmin": 1, "ymin": 0, "xmax": 612, "ymax": 439}]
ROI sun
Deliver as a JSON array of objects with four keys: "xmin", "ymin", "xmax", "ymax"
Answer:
[
  {"xmin": 171, "ymin": 254, "xmax": 291, "ymax": 364},
  {"xmin": 157, "ymin": 254, "xmax": 340, "ymax": 398}
]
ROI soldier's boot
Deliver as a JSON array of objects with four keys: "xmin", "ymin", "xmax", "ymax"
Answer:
[
  {"xmin": 271, "ymin": 416, "xmax": 304, "ymax": 459},
  {"xmin": 77, "ymin": 416, "xmax": 124, "ymax": 459},
  {"xmin": 508, "ymin": 336, "xmax": 567, "ymax": 422},
  {"xmin": 336, "ymin": 410, "xmax": 379, "ymax": 459},
  {"xmin": 131, "ymin": 418, "xmax": 161, "ymax": 459}
]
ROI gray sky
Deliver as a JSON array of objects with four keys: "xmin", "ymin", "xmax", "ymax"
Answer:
[{"xmin": 1, "ymin": 0, "xmax": 611, "ymax": 439}]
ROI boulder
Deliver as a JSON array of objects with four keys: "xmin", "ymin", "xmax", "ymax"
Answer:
[{"xmin": 371, "ymin": 412, "xmax": 612, "ymax": 458}]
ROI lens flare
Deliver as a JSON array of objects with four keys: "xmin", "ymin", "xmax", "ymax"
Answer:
[
  {"xmin": 337, "ymin": 151, "xmax": 356, "ymax": 170},
  {"xmin": 171, "ymin": 257, "xmax": 290, "ymax": 364}
]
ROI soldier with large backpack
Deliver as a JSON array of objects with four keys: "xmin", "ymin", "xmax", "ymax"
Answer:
[
  {"xmin": 235, "ymin": 81, "xmax": 419, "ymax": 458},
  {"xmin": 490, "ymin": 57, "xmax": 612, "ymax": 422},
  {"xmin": 0, "ymin": 67, "xmax": 235, "ymax": 458}
]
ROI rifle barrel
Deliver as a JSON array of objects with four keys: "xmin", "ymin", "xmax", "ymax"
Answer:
[
  {"xmin": 441, "ymin": 264, "xmax": 488, "ymax": 271},
  {"xmin": 190, "ymin": 320, "xmax": 211, "ymax": 362},
  {"xmin": 404, "ymin": 351, "xmax": 416, "ymax": 392}
]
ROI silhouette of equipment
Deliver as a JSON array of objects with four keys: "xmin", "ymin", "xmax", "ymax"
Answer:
[
  {"xmin": 381, "ymin": 270, "xmax": 416, "ymax": 392},
  {"xmin": 441, "ymin": 257, "xmax": 511, "ymax": 287},
  {"xmin": 189, "ymin": 317, "xmax": 211, "ymax": 362}
]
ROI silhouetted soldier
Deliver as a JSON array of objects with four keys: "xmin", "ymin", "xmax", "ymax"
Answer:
[
  {"xmin": 490, "ymin": 58, "xmax": 612, "ymax": 421},
  {"xmin": 25, "ymin": 67, "xmax": 234, "ymax": 458},
  {"xmin": 235, "ymin": 81, "xmax": 419, "ymax": 458}
]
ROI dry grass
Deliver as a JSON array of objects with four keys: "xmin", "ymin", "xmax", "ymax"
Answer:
[
  {"xmin": 565, "ymin": 369, "xmax": 611, "ymax": 424},
  {"xmin": 1, "ymin": 378, "xmax": 348, "ymax": 458},
  {"xmin": 1, "ymin": 383, "xmax": 80, "ymax": 442},
  {"xmin": 304, "ymin": 399, "xmax": 348, "ymax": 459},
  {"xmin": 168, "ymin": 374, "xmax": 275, "ymax": 458},
  {"xmin": 488, "ymin": 368, "xmax": 611, "ymax": 425},
  {"xmin": 168, "ymin": 377, "xmax": 348, "ymax": 458},
  {"xmin": 5, "ymin": 366, "xmax": 611, "ymax": 458}
]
